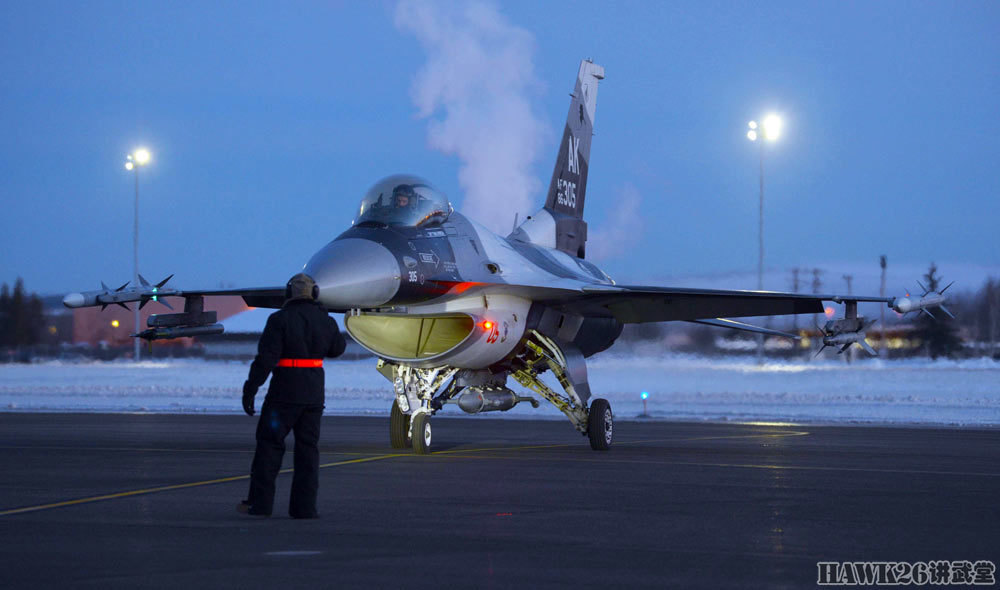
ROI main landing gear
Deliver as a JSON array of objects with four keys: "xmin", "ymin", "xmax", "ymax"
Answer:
[
  {"xmin": 379, "ymin": 332, "xmax": 616, "ymax": 454},
  {"xmin": 587, "ymin": 398, "xmax": 613, "ymax": 451}
]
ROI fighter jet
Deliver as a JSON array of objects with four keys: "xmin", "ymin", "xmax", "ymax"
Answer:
[{"xmin": 64, "ymin": 60, "xmax": 951, "ymax": 453}]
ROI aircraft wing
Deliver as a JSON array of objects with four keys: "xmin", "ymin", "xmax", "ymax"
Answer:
[
  {"xmin": 62, "ymin": 277, "xmax": 286, "ymax": 312},
  {"xmin": 175, "ymin": 286, "xmax": 287, "ymax": 309},
  {"xmin": 540, "ymin": 284, "xmax": 892, "ymax": 324}
]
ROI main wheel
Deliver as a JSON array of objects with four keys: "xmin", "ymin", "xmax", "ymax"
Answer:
[
  {"xmin": 390, "ymin": 399, "xmax": 411, "ymax": 449},
  {"xmin": 587, "ymin": 398, "xmax": 613, "ymax": 451},
  {"xmin": 412, "ymin": 412, "xmax": 432, "ymax": 455}
]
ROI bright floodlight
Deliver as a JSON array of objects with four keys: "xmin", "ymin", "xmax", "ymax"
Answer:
[
  {"xmin": 747, "ymin": 129, "xmax": 758, "ymax": 141},
  {"xmin": 748, "ymin": 120, "xmax": 758, "ymax": 130},
  {"xmin": 133, "ymin": 148, "xmax": 151, "ymax": 165},
  {"xmin": 124, "ymin": 161, "xmax": 134, "ymax": 170},
  {"xmin": 762, "ymin": 114, "xmax": 782, "ymax": 141}
]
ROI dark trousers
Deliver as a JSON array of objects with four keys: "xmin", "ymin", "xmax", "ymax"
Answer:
[{"xmin": 247, "ymin": 400, "xmax": 323, "ymax": 517}]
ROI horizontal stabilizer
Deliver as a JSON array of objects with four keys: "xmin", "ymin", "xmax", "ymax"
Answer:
[{"xmin": 686, "ymin": 318, "xmax": 801, "ymax": 339}]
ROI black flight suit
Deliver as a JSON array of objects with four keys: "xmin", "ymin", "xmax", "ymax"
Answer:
[{"xmin": 244, "ymin": 299, "xmax": 346, "ymax": 517}]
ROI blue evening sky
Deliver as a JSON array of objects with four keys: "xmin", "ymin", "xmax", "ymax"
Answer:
[{"xmin": 1, "ymin": 1, "xmax": 997, "ymax": 294}]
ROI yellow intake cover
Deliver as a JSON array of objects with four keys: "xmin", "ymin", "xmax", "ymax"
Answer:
[{"xmin": 346, "ymin": 314, "xmax": 475, "ymax": 360}]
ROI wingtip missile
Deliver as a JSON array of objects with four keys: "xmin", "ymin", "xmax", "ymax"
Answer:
[
  {"xmin": 62, "ymin": 274, "xmax": 181, "ymax": 309},
  {"xmin": 889, "ymin": 279, "xmax": 955, "ymax": 320}
]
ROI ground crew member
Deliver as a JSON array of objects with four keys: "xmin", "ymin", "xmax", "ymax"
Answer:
[{"xmin": 238, "ymin": 273, "xmax": 345, "ymax": 518}]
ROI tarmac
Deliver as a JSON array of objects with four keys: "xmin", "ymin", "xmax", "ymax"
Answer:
[{"xmin": 0, "ymin": 412, "xmax": 997, "ymax": 589}]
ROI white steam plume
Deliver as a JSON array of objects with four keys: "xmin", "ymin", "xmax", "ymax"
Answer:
[
  {"xmin": 587, "ymin": 184, "xmax": 645, "ymax": 262},
  {"xmin": 394, "ymin": 0, "xmax": 548, "ymax": 233}
]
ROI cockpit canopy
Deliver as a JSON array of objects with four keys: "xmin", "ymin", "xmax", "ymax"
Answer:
[{"xmin": 353, "ymin": 175, "xmax": 452, "ymax": 228}]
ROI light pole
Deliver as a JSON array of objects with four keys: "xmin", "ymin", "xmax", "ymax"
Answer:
[
  {"xmin": 747, "ymin": 114, "xmax": 781, "ymax": 362},
  {"xmin": 125, "ymin": 148, "xmax": 151, "ymax": 362}
]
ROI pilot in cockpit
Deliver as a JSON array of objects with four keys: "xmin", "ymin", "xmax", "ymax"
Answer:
[{"xmin": 392, "ymin": 184, "xmax": 416, "ymax": 209}]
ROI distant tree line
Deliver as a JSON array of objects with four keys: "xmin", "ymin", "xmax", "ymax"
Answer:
[
  {"xmin": 954, "ymin": 274, "xmax": 1000, "ymax": 358},
  {"xmin": 0, "ymin": 278, "xmax": 45, "ymax": 348}
]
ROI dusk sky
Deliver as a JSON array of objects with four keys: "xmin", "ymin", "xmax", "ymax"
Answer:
[{"xmin": 1, "ymin": 1, "xmax": 997, "ymax": 296}]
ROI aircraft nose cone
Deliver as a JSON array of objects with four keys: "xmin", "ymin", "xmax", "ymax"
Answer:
[{"xmin": 304, "ymin": 238, "xmax": 400, "ymax": 309}]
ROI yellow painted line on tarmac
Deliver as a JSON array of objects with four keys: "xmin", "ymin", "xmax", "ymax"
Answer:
[
  {"xmin": 0, "ymin": 427, "xmax": 813, "ymax": 517},
  {"xmin": 0, "ymin": 453, "xmax": 405, "ymax": 517}
]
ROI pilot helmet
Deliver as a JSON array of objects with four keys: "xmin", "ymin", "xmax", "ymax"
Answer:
[{"xmin": 285, "ymin": 273, "xmax": 319, "ymax": 301}]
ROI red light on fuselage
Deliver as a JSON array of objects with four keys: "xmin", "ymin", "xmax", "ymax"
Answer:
[{"xmin": 481, "ymin": 321, "xmax": 494, "ymax": 331}]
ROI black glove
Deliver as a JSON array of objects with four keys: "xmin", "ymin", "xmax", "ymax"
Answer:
[{"xmin": 242, "ymin": 381, "xmax": 257, "ymax": 416}]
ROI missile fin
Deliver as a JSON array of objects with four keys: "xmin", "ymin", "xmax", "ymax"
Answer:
[
  {"xmin": 939, "ymin": 304, "xmax": 955, "ymax": 319},
  {"xmin": 155, "ymin": 274, "xmax": 174, "ymax": 289},
  {"xmin": 116, "ymin": 281, "xmax": 129, "ymax": 292},
  {"xmin": 158, "ymin": 298, "xmax": 174, "ymax": 310},
  {"xmin": 939, "ymin": 281, "xmax": 954, "ymax": 295},
  {"xmin": 858, "ymin": 339, "xmax": 878, "ymax": 357},
  {"xmin": 838, "ymin": 344, "xmax": 851, "ymax": 354},
  {"xmin": 917, "ymin": 280, "xmax": 929, "ymax": 296},
  {"xmin": 814, "ymin": 344, "xmax": 828, "ymax": 359},
  {"xmin": 116, "ymin": 302, "xmax": 130, "ymax": 311},
  {"xmin": 138, "ymin": 274, "xmax": 150, "ymax": 287},
  {"xmin": 100, "ymin": 304, "xmax": 108, "ymax": 311},
  {"xmin": 921, "ymin": 308, "xmax": 936, "ymax": 320},
  {"xmin": 101, "ymin": 281, "xmax": 110, "ymax": 291}
]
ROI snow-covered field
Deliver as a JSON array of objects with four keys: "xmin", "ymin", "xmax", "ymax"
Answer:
[{"xmin": 1, "ymin": 355, "xmax": 998, "ymax": 426}]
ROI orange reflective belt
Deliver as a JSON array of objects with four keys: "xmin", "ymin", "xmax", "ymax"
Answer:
[{"xmin": 276, "ymin": 358, "xmax": 323, "ymax": 368}]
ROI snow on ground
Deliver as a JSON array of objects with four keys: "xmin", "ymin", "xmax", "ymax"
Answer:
[{"xmin": 1, "ymin": 355, "xmax": 998, "ymax": 426}]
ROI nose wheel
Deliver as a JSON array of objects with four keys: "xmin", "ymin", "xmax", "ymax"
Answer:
[
  {"xmin": 389, "ymin": 400, "xmax": 411, "ymax": 449},
  {"xmin": 587, "ymin": 398, "xmax": 613, "ymax": 451},
  {"xmin": 412, "ymin": 412, "xmax": 432, "ymax": 454}
]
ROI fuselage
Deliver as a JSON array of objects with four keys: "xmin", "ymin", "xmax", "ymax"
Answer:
[{"xmin": 302, "ymin": 208, "xmax": 616, "ymax": 370}]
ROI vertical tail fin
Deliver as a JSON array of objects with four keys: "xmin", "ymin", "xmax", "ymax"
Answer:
[{"xmin": 543, "ymin": 60, "xmax": 604, "ymax": 258}]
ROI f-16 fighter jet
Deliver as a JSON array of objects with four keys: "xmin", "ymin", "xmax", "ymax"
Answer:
[{"xmin": 64, "ymin": 60, "xmax": 950, "ymax": 453}]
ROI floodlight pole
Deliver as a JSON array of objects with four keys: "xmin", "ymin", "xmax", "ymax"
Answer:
[
  {"xmin": 756, "ymin": 139, "xmax": 765, "ymax": 364},
  {"xmin": 133, "ymin": 166, "xmax": 141, "ymax": 362}
]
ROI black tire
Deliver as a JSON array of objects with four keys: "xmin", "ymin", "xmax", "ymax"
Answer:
[
  {"xmin": 412, "ymin": 412, "xmax": 432, "ymax": 455},
  {"xmin": 390, "ymin": 400, "xmax": 411, "ymax": 449},
  {"xmin": 587, "ymin": 398, "xmax": 613, "ymax": 451}
]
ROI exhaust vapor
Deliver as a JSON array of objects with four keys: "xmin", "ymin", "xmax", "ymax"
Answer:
[{"xmin": 394, "ymin": 0, "xmax": 548, "ymax": 233}]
